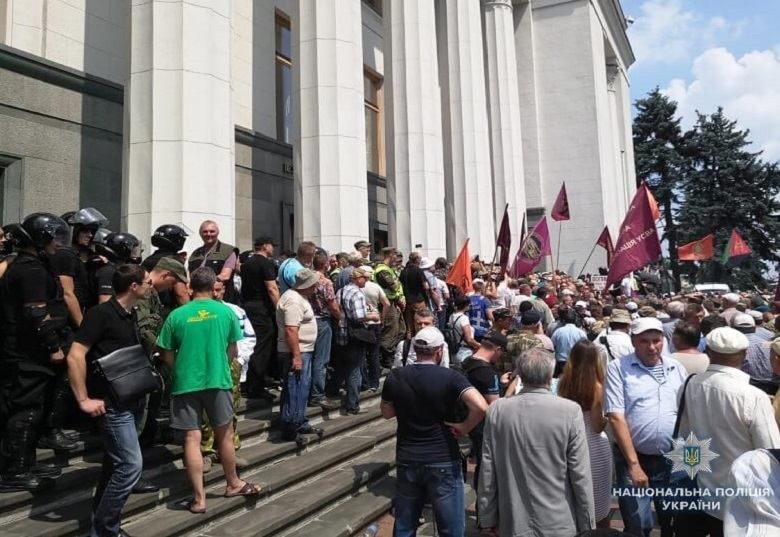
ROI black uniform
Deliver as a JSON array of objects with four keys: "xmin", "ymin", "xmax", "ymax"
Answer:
[
  {"xmin": 240, "ymin": 253, "xmax": 279, "ymax": 394},
  {"xmin": 0, "ymin": 252, "xmax": 69, "ymax": 479},
  {"xmin": 49, "ymin": 246, "xmax": 90, "ymax": 313},
  {"xmin": 93, "ymin": 261, "xmax": 117, "ymax": 300}
]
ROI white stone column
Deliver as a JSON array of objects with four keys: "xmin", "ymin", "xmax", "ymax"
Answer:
[
  {"xmin": 292, "ymin": 0, "xmax": 369, "ymax": 253},
  {"xmin": 438, "ymin": 0, "xmax": 496, "ymax": 258},
  {"xmin": 483, "ymin": 0, "xmax": 527, "ymax": 245},
  {"xmin": 384, "ymin": 0, "xmax": 446, "ymax": 258},
  {"xmin": 606, "ymin": 64, "xmax": 626, "ymax": 226},
  {"xmin": 123, "ymin": 0, "xmax": 235, "ymax": 250}
]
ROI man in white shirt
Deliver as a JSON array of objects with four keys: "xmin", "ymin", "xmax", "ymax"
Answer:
[
  {"xmin": 676, "ymin": 327, "xmax": 780, "ymax": 535},
  {"xmin": 594, "ymin": 308, "xmax": 634, "ymax": 367}
]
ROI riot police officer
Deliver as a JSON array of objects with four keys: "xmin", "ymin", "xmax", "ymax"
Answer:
[
  {"xmin": 0, "ymin": 213, "xmax": 72, "ymax": 492},
  {"xmin": 142, "ymin": 224, "xmax": 190, "ymax": 309},
  {"xmin": 93, "ymin": 232, "xmax": 143, "ymax": 304}
]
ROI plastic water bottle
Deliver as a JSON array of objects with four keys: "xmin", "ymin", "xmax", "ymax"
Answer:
[{"xmin": 362, "ymin": 523, "xmax": 379, "ymax": 537}]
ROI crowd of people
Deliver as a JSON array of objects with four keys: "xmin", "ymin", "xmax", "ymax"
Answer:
[{"xmin": 1, "ymin": 207, "xmax": 779, "ymax": 537}]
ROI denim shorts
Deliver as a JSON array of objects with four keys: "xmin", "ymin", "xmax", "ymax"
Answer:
[{"xmin": 170, "ymin": 389, "xmax": 233, "ymax": 431}]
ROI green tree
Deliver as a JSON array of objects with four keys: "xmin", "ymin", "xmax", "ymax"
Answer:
[
  {"xmin": 633, "ymin": 88, "xmax": 685, "ymax": 290},
  {"xmin": 677, "ymin": 108, "xmax": 780, "ymax": 289}
]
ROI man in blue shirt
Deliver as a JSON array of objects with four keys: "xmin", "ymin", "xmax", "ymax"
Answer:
[
  {"xmin": 277, "ymin": 241, "xmax": 316, "ymax": 294},
  {"xmin": 604, "ymin": 317, "xmax": 688, "ymax": 537},
  {"xmin": 550, "ymin": 307, "xmax": 586, "ymax": 376},
  {"xmin": 468, "ymin": 279, "xmax": 493, "ymax": 339}
]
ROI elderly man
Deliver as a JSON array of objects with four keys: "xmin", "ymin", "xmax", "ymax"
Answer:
[
  {"xmin": 276, "ymin": 268, "xmax": 323, "ymax": 443},
  {"xmin": 605, "ymin": 317, "xmax": 688, "ymax": 536},
  {"xmin": 594, "ymin": 309, "xmax": 635, "ymax": 365},
  {"xmin": 381, "ymin": 326, "xmax": 488, "ymax": 537},
  {"xmin": 674, "ymin": 327, "xmax": 780, "ymax": 535},
  {"xmin": 732, "ymin": 313, "xmax": 775, "ymax": 387},
  {"xmin": 278, "ymin": 241, "xmax": 317, "ymax": 294},
  {"xmin": 662, "ymin": 301, "xmax": 685, "ymax": 351},
  {"xmin": 336, "ymin": 250, "xmax": 363, "ymax": 292},
  {"xmin": 719, "ymin": 293, "xmax": 741, "ymax": 325},
  {"xmin": 479, "ymin": 348, "xmax": 594, "ymax": 536},
  {"xmin": 188, "ymin": 220, "xmax": 238, "ymax": 302}
]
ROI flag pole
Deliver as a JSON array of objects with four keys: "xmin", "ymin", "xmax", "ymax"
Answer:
[
  {"xmin": 555, "ymin": 221, "xmax": 562, "ymax": 274},
  {"xmin": 577, "ymin": 241, "xmax": 599, "ymax": 279}
]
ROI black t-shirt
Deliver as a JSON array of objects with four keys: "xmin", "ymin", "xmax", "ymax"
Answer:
[
  {"xmin": 94, "ymin": 262, "xmax": 116, "ymax": 298},
  {"xmin": 240, "ymin": 254, "xmax": 277, "ymax": 315},
  {"xmin": 461, "ymin": 357, "xmax": 500, "ymax": 439},
  {"xmin": 399, "ymin": 265, "xmax": 427, "ymax": 304},
  {"xmin": 50, "ymin": 246, "xmax": 90, "ymax": 310},
  {"xmin": 382, "ymin": 364, "xmax": 473, "ymax": 463},
  {"xmin": 74, "ymin": 298, "xmax": 139, "ymax": 398}
]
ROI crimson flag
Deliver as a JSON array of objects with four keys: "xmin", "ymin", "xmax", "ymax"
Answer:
[
  {"xmin": 645, "ymin": 182, "xmax": 661, "ymax": 221},
  {"xmin": 510, "ymin": 216, "xmax": 552, "ymax": 277},
  {"xmin": 551, "ymin": 182, "xmax": 570, "ymax": 221},
  {"xmin": 677, "ymin": 234, "xmax": 714, "ymax": 261},
  {"xmin": 447, "ymin": 239, "xmax": 473, "ymax": 293},
  {"xmin": 720, "ymin": 229, "xmax": 752, "ymax": 267},
  {"xmin": 605, "ymin": 184, "xmax": 662, "ymax": 289},
  {"xmin": 496, "ymin": 205, "xmax": 511, "ymax": 273},
  {"xmin": 596, "ymin": 226, "xmax": 614, "ymax": 266}
]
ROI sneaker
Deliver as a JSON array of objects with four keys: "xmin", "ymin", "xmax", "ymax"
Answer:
[{"xmin": 202, "ymin": 455, "xmax": 213, "ymax": 474}]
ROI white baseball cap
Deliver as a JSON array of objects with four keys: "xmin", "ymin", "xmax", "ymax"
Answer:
[
  {"xmin": 631, "ymin": 317, "xmax": 664, "ymax": 335},
  {"xmin": 412, "ymin": 326, "xmax": 445, "ymax": 350}
]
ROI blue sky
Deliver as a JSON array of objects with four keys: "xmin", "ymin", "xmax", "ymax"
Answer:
[{"xmin": 622, "ymin": 0, "xmax": 780, "ymax": 161}]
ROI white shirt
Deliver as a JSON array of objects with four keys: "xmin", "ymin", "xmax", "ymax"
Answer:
[
  {"xmin": 593, "ymin": 329, "xmax": 634, "ymax": 364},
  {"xmin": 361, "ymin": 281, "xmax": 386, "ymax": 324},
  {"xmin": 679, "ymin": 364, "xmax": 780, "ymax": 518},
  {"xmin": 226, "ymin": 302, "xmax": 256, "ymax": 382},
  {"xmin": 724, "ymin": 449, "xmax": 780, "ymax": 536},
  {"xmin": 393, "ymin": 340, "xmax": 449, "ymax": 369}
]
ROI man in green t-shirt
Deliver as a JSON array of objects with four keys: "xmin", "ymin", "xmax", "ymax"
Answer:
[{"xmin": 157, "ymin": 267, "xmax": 260, "ymax": 513}]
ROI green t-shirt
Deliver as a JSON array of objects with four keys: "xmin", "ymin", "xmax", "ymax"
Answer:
[{"xmin": 156, "ymin": 298, "xmax": 243, "ymax": 395}]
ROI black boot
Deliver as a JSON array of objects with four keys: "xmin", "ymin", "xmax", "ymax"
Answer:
[
  {"xmin": 38, "ymin": 429, "xmax": 77, "ymax": 451},
  {"xmin": 0, "ymin": 427, "xmax": 55, "ymax": 492}
]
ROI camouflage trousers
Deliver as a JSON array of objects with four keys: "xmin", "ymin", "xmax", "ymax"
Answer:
[
  {"xmin": 200, "ymin": 359, "xmax": 242, "ymax": 455},
  {"xmin": 380, "ymin": 302, "xmax": 406, "ymax": 366}
]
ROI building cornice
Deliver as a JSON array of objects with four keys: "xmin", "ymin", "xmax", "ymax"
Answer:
[
  {"xmin": 235, "ymin": 126, "xmax": 293, "ymax": 158},
  {"xmin": 597, "ymin": 0, "xmax": 635, "ymax": 68},
  {"xmin": 0, "ymin": 43, "xmax": 124, "ymax": 104}
]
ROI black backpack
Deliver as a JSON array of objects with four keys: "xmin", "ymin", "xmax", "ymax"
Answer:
[{"xmin": 443, "ymin": 314, "xmax": 466, "ymax": 356}]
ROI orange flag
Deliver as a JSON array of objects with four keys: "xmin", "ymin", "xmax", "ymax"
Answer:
[
  {"xmin": 644, "ymin": 182, "xmax": 661, "ymax": 221},
  {"xmin": 677, "ymin": 234, "xmax": 714, "ymax": 261},
  {"xmin": 447, "ymin": 239, "xmax": 473, "ymax": 293}
]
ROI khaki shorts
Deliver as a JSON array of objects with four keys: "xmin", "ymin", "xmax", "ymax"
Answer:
[{"xmin": 170, "ymin": 389, "xmax": 233, "ymax": 431}]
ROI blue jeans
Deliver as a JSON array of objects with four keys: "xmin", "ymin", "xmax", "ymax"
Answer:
[
  {"xmin": 613, "ymin": 445, "xmax": 673, "ymax": 536},
  {"xmin": 393, "ymin": 460, "xmax": 464, "ymax": 537},
  {"xmin": 91, "ymin": 399, "xmax": 145, "ymax": 537},
  {"xmin": 310, "ymin": 319, "xmax": 332, "ymax": 402},
  {"xmin": 279, "ymin": 352, "xmax": 312, "ymax": 436},
  {"xmin": 342, "ymin": 342, "xmax": 365, "ymax": 412}
]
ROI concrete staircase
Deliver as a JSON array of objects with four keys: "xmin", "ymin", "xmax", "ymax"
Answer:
[{"xmin": 0, "ymin": 388, "xmax": 396, "ymax": 537}]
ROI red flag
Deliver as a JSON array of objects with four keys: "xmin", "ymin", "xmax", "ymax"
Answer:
[
  {"xmin": 720, "ymin": 229, "xmax": 752, "ymax": 267},
  {"xmin": 596, "ymin": 226, "xmax": 614, "ymax": 266},
  {"xmin": 677, "ymin": 234, "xmax": 714, "ymax": 261},
  {"xmin": 645, "ymin": 183, "xmax": 661, "ymax": 221},
  {"xmin": 447, "ymin": 239, "xmax": 473, "ymax": 293},
  {"xmin": 605, "ymin": 184, "xmax": 662, "ymax": 289},
  {"xmin": 510, "ymin": 216, "xmax": 552, "ymax": 277},
  {"xmin": 551, "ymin": 183, "xmax": 570, "ymax": 221},
  {"xmin": 496, "ymin": 204, "xmax": 511, "ymax": 273}
]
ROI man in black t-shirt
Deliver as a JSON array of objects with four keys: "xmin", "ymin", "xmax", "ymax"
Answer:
[
  {"xmin": 241, "ymin": 236, "xmax": 281, "ymax": 398},
  {"xmin": 66, "ymin": 264, "xmax": 152, "ymax": 536},
  {"xmin": 399, "ymin": 252, "xmax": 430, "ymax": 337},
  {"xmin": 381, "ymin": 326, "xmax": 488, "ymax": 536},
  {"xmin": 461, "ymin": 332, "xmax": 505, "ymax": 511}
]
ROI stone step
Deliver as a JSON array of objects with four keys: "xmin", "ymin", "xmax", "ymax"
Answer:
[
  {"xmin": 0, "ymin": 406, "xmax": 391, "ymax": 536},
  {"xmin": 0, "ymin": 390, "xmax": 382, "ymax": 520},
  {"xmin": 121, "ymin": 429, "xmax": 397, "ymax": 537},
  {"xmin": 277, "ymin": 474, "xmax": 396, "ymax": 537},
  {"xmin": 192, "ymin": 442, "xmax": 397, "ymax": 537}
]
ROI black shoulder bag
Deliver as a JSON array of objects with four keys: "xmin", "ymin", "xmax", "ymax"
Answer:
[{"xmin": 340, "ymin": 290, "xmax": 377, "ymax": 346}]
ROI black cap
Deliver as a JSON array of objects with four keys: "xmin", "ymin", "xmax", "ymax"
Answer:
[
  {"xmin": 254, "ymin": 235, "xmax": 277, "ymax": 248},
  {"xmin": 482, "ymin": 332, "xmax": 508, "ymax": 351},
  {"xmin": 521, "ymin": 310, "xmax": 542, "ymax": 326}
]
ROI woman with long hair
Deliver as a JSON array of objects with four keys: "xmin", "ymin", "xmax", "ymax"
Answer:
[{"xmin": 558, "ymin": 339, "xmax": 613, "ymax": 528}]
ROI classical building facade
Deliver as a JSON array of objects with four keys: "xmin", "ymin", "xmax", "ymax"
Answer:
[{"xmin": 0, "ymin": 0, "xmax": 635, "ymax": 273}]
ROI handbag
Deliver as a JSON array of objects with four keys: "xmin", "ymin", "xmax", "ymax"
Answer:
[
  {"xmin": 94, "ymin": 344, "xmax": 163, "ymax": 406},
  {"xmin": 339, "ymin": 291, "xmax": 378, "ymax": 346}
]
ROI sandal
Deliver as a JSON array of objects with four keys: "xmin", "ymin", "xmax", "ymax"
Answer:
[
  {"xmin": 186, "ymin": 500, "xmax": 206, "ymax": 514},
  {"xmin": 224, "ymin": 481, "xmax": 262, "ymax": 498}
]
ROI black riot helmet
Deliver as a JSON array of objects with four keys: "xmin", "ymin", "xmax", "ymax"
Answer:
[
  {"xmin": 151, "ymin": 224, "xmax": 188, "ymax": 252},
  {"xmin": 92, "ymin": 227, "xmax": 113, "ymax": 247},
  {"xmin": 99, "ymin": 232, "xmax": 143, "ymax": 264},
  {"xmin": 5, "ymin": 213, "xmax": 71, "ymax": 250},
  {"xmin": 62, "ymin": 208, "xmax": 109, "ymax": 235}
]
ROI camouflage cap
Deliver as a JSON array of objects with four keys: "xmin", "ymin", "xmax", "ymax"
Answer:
[{"xmin": 154, "ymin": 256, "xmax": 188, "ymax": 283}]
